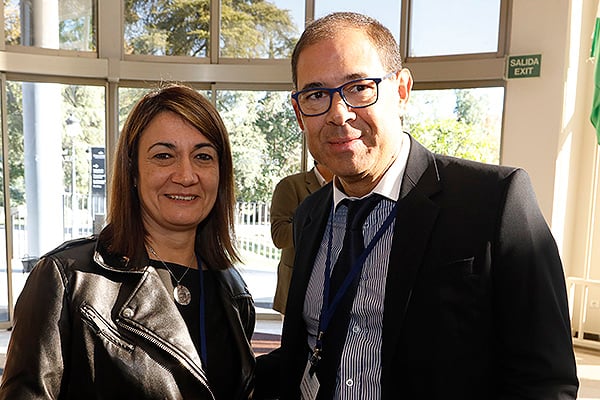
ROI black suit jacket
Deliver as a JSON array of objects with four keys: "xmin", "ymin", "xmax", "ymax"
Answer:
[{"xmin": 277, "ymin": 136, "xmax": 578, "ymax": 399}]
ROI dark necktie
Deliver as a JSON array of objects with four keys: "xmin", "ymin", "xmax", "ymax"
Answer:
[
  {"xmin": 317, "ymin": 194, "xmax": 383, "ymax": 398},
  {"xmin": 329, "ymin": 194, "xmax": 383, "ymax": 300}
]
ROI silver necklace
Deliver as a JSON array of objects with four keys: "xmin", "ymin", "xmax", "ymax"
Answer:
[{"xmin": 148, "ymin": 245, "xmax": 193, "ymax": 306}]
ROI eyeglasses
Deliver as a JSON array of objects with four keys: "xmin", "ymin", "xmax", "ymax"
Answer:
[{"xmin": 291, "ymin": 71, "xmax": 397, "ymax": 117}]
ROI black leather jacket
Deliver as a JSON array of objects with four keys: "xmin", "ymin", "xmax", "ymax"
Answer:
[{"xmin": 0, "ymin": 236, "xmax": 255, "ymax": 399}]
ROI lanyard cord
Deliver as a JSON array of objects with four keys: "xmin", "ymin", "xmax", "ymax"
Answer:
[
  {"xmin": 315, "ymin": 200, "xmax": 399, "ymax": 353},
  {"xmin": 197, "ymin": 254, "xmax": 208, "ymax": 367}
]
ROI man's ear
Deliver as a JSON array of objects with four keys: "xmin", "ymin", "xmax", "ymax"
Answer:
[
  {"xmin": 291, "ymin": 97, "xmax": 306, "ymax": 131},
  {"xmin": 398, "ymin": 68, "xmax": 413, "ymax": 103}
]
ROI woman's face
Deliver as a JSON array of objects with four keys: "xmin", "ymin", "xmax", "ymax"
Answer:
[{"xmin": 136, "ymin": 111, "xmax": 219, "ymax": 239}]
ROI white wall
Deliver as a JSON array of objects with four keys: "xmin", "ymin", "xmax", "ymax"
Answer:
[
  {"xmin": 503, "ymin": 0, "xmax": 598, "ymax": 280},
  {"xmin": 503, "ymin": 0, "xmax": 568, "ymax": 220}
]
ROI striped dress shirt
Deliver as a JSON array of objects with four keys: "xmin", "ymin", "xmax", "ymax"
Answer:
[{"xmin": 303, "ymin": 134, "xmax": 410, "ymax": 399}]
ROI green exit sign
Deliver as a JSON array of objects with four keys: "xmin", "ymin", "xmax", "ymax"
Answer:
[{"xmin": 507, "ymin": 54, "xmax": 542, "ymax": 78}]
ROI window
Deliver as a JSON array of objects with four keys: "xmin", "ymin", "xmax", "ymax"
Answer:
[
  {"xmin": 123, "ymin": 0, "xmax": 302, "ymax": 59},
  {"xmin": 4, "ymin": 0, "xmax": 96, "ymax": 51},
  {"xmin": 124, "ymin": 1, "xmax": 209, "ymax": 57},
  {"xmin": 217, "ymin": 89, "xmax": 301, "ymax": 307},
  {"xmin": 406, "ymin": 87, "xmax": 504, "ymax": 164},
  {"xmin": 4, "ymin": 80, "xmax": 106, "ymax": 311},
  {"xmin": 220, "ymin": 0, "xmax": 300, "ymax": 59},
  {"xmin": 408, "ymin": 0, "xmax": 502, "ymax": 57},
  {"xmin": 315, "ymin": 0, "xmax": 401, "ymax": 43}
]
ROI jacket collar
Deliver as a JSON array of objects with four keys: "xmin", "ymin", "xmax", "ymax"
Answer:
[
  {"xmin": 92, "ymin": 234, "xmax": 149, "ymax": 273},
  {"xmin": 305, "ymin": 168, "xmax": 323, "ymax": 194}
]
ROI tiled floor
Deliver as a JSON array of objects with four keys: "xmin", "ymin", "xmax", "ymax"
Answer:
[
  {"xmin": 576, "ymin": 346, "xmax": 600, "ymax": 399},
  {"xmin": 0, "ymin": 317, "xmax": 599, "ymax": 399}
]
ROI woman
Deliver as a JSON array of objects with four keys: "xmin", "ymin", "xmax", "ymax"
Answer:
[{"xmin": 0, "ymin": 84, "xmax": 255, "ymax": 399}]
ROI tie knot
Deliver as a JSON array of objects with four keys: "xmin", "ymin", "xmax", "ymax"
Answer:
[{"xmin": 344, "ymin": 194, "xmax": 382, "ymax": 231}]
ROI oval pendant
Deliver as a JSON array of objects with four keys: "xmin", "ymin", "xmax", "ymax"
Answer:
[{"xmin": 173, "ymin": 284, "xmax": 191, "ymax": 305}]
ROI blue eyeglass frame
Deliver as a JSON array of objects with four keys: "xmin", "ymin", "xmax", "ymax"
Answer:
[{"xmin": 291, "ymin": 71, "xmax": 397, "ymax": 117}]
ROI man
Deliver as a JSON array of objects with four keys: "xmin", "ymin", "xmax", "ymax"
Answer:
[
  {"xmin": 276, "ymin": 11, "xmax": 578, "ymax": 400},
  {"xmin": 271, "ymin": 161, "xmax": 333, "ymax": 314}
]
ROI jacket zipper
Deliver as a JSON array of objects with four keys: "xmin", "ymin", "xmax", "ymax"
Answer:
[
  {"xmin": 116, "ymin": 317, "xmax": 216, "ymax": 400},
  {"xmin": 80, "ymin": 304, "xmax": 135, "ymax": 352}
]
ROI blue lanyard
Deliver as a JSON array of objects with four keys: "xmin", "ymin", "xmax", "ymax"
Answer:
[
  {"xmin": 311, "ymin": 200, "xmax": 399, "ymax": 368},
  {"xmin": 197, "ymin": 254, "xmax": 208, "ymax": 367}
]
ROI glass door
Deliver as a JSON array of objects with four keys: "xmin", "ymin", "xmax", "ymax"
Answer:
[{"xmin": 1, "ymin": 80, "xmax": 106, "ymax": 324}]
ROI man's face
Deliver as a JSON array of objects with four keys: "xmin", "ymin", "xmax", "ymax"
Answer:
[{"xmin": 292, "ymin": 28, "xmax": 412, "ymax": 195}]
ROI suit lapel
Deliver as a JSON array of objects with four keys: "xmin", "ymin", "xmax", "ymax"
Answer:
[
  {"xmin": 382, "ymin": 137, "xmax": 441, "ymax": 372},
  {"xmin": 305, "ymin": 169, "xmax": 322, "ymax": 194}
]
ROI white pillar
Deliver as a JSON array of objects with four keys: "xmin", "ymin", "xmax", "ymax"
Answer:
[{"xmin": 22, "ymin": 0, "xmax": 64, "ymax": 257}]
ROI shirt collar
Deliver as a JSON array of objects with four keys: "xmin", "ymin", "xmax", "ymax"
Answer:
[
  {"xmin": 313, "ymin": 166, "xmax": 327, "ymax": 187},
  {"xmin": 333, "ymin": 132, "xmax": 411, "ymax": 209}
]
